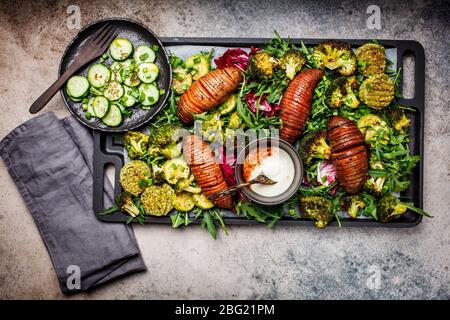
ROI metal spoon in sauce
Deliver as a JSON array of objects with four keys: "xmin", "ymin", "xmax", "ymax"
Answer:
[{"xmin": 208, "ymin": 174, "xmax": 277, "ymax": 201}]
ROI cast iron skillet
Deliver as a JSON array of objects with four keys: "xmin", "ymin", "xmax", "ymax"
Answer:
[{"xmin": 59, "ymin": 18, "xmax": 172, "ymax": 132}]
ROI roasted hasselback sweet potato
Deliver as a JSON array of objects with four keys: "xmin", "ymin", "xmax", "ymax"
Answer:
[
  {"xmin": 177, "ymin": 67, "xmax": 243, "ymax": 124},
  {"xmin": 279, "ymin": 69, "xmax": 324, "ymax": 144},
  {"xmin": 327, "ymin": 116, "xmax": 368, "ymax": 194},
  {"xmin": 183, "ymin": 135, "xmax": 234, "ymax": 209}
]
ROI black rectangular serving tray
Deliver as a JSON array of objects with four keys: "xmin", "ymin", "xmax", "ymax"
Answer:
[{"xmin": 93, "ymin": 37, "xmax": 425, "ymax": 227}]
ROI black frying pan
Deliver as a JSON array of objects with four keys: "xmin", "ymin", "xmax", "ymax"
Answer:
[{"xmin": 59, "ymin": 18, "xmax": 172, "ymax": 132}]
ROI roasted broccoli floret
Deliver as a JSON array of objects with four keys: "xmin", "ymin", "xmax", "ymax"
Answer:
[
  {"xmin": 364, "ymin": 155, "xmax": 387, "ymax": 196},
  {"xmin": 159, "ymin": 142, "xmax": 182, "ymax": 159},
  {"xmin": 377, "ymin": 194, "xmax": 432, "ymax": 222},
  {"xmin": 300, "ymin": 195, "xmax": 334, "ymax": 228},
  {"xmin": 357, "ymin": 114, "xmax": 389, "ymax": 145},
  {"xmin": 299, "ymin": 130, "xmax": 331, "ymax": 165},
  {"xmin": 227, "ymin": 112, "xmax": 243, "ymax": 129},
  {"xmin": 312, "ymin": 40, "xmax": 357, "ymax": 76},
  {"xmin": 140, "ymin": 183, "xmax": 174, "ymax": 216},
  {"xmin": 279, "ymin": 49, "xmax": 306, "ymax": 80},
  {"xmin": 340, "ymin": 194, "xmax": 365, "ymax": 219},
  {"xmin": 377, "ymin": 194, "xmax": 407, "ymax": 222},
  {"xmin": 388, "ymin": 107, "xmax": 410, "ymax": 133},
  {"xmin": 119, "ymin": 160, "xmax": 152, "ymax": 196},
  {"xmin": 359, "ymin": 74, "xmax": 394, "ymax": 109},
  {"xmin": 116, "ymin": 192, "xmax": 140, "ymax": 217},
  {"xmin": 150, "ymin": 124, "xmax": 183, "ymax": 146},
  {"xmin": 124, "ymin": 131, "xmax": 149, "ymax": 159},
  {"xmin": 248, "ymin": 52, "xmax": 278, "ymax": 79},
  {"xmin": 200, "ymin": 112, "xmax": 224, "ymax": 142},
  {"xmin": 355, "ymin": 43, "xmax": 386, "ymax": 77},
  {"xmin": 326, "ymin": 76, "xmax": 360, "ymax": 109}
]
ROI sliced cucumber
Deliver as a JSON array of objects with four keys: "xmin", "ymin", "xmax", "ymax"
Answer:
[
  {"xmin": 86, "ymin": 97, "xmax": 95, "ymax": 118},
  {"xmin": 101, "ymin": 104, "xmax": 122, "ymax": 126},
  {"xmin": 185, "ymin": 54, "xmax": 210, "ymax": 80},
  {"xmin": 138, "ymin": 83, "xmax": 159, "ymax": 106},
  {"xmin": 109, "ymin": 38, "xmax": 133, "ymax": 61},
  {"xmin": 90, "ymin": 86, "xmax": 104, "ymax": 96},
  {"xmin": 66, "ymin": 76, "xmax": 89, "ymax": 98},
  {"xmin": 110, "ymin": 61, "xmax": 122, "ymax": 83},
  {"xmin": 192, "ymin": 194, "xmax": 215, "ymax": 210},
  {"xmin": 162, "ymin": 158, "xmax": 190, "ymax": 185},
  {"xmin": 121, "ymin": 85, "xmax": 138, "ymax": 107},
  {"xmin": 137, "ymin": 62, "xmax": 159, "ymax": 83},
  {"xmin": 172, "ymin": 192, "xmax": 195, "ymax": 212},
  {"xmin": 103, "ymin": 81, "xmax": 124, "ymax": 101},
  {"xmin": 87, "ymin": 64, "xmax": 111, "ymax": 88},
  {"xmin": 92, "ymin": 96, "xmax": 109, "ymax": 118},
  {"xmin": 134, "ymin": 45, "xmax": 156, "ymax": 63},
  {"xmin": 121, "ymin": 67, "xmax": 141, "ymax": 87}
]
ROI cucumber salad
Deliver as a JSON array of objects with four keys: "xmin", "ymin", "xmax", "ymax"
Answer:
[{"xmin": 65, "ymin": 38, "xmax": 165, "ymax": 127}]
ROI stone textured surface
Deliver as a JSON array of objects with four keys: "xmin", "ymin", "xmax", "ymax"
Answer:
[{"xmin": 0, "ymin": 0, "xmax": 449, "ymax": 299}]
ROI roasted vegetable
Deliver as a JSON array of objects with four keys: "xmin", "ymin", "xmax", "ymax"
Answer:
[
  {"xmin": 299, "ymin": 130, "xmax": 331, "ymax": 165},
  {"xmin": 312, "ymin": 40, "xmax": 357, "ymax": 76},
  {"xmin": 162, "ymin": 158, "xmax": 190, "ymax": 185},
  {"xmin": 377, "ymin": 193, "xmax": 431, "ymax": 223},
  {"xmin": 150, "ymin": 124, "xmax": 183, "ymax": 146},
  {"xmin": 328, "ymin": 116, "xmax": 368, "ymax": 194},
  {"xmin": 172, "ymin": 192, "xmax": 195, "ymax": 212},
  {"xmin": 119, "ymin": 160, "xmax": 152, "ymax": 196},
  {"xmin": 325, "ymin": 76, "xmax": 360, "ymax": 109},
  {"xmin": 279, "ymin": 49, "xmax": 306, "ymax": 80},
  {"xmin": 172, "ymin": 66, "xmax": 193, "ymax": 95},
  {"xmin": 116, "ymin": 192, "xmax": 140, "ymax": 217},
  {"xmin": 124, "ymin": 131, "xmax": 149, "ymax": 159},
  {"xmin": 299, "ymin": 195, "xmax": 334, "ymax": 228},
  {"xmin": 364, "ymin": 155, "xmax": 386, "ymax": 196},
  {"xmin": 199, "ymin": 112, "xmax": 224, "ymax": 143},
  {"xmin": 359, "ymin": 74, "xmax": 394, "ymax": 109},
  {"xmin": 185, "ymin": 53, "xmax": 210, "ymax": 80},
  {"xmin": 183, "ymin": 135, "xmax": 234, "ymax": 209},
  {"xmin": 159, "ymin": 142, "xmax": 183, "ymax": 159},
  {"xmin": 192, "ymin": 193, "xmax": 215, "ymax": 210},
  {"xmin": 227, "ymin": 111, "xmax": 243, "ymax": 129},
  {"xmin": 355, "ymin": 43, "xmax": 386, "ymax": 77},
  {"xmin": 141, "ymin": 184, "xmax": 174, "ymax": 216},
  {"xmin": 340, "ymin": 194, "xmax": 365, "ymax": 219},
  {"xmin": 279, "ymin": 69, "xmax": 324, "ymax": 143},
  {"xmin": 177, "ymin": 66, "xmax": 243, "ymax": 124},
  {"xmin": 357, "ymin": 114, "xmax": 389, "ymax": 144},
  {"xmin": 217, "ymin": 94, "xmax": 237, "ymax": 115},
  {"xmin": 388, "ymin": 107, "xmax": 410, "ymax": 133},
  {"xmin": 248, "ymin": 52, "xmax": 278, "ymax": 79}
]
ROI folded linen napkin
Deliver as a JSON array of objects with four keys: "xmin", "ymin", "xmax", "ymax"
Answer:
[{"xmin": 0, "ymin": 112, "xmax": 146, "ymax": 294}]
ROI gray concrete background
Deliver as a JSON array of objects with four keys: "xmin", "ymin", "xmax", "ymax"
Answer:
[{"xmin": 0, "ymin": 0, "xmax": 449, "ymax": 299}]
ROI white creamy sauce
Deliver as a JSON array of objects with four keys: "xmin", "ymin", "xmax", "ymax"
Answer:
[{"xmin": 248, "ymin": 148, "xmax": 295, "ymax": 197}]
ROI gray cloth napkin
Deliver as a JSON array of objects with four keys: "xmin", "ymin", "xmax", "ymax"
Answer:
[{"xmin": 0, "ymin": 112, "xmax": 146, "ymax": 294}]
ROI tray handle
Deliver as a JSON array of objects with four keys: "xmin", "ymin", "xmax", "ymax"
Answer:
[{"xmin": 92, "ymin": 132, "xmax": 124, "ymax": 219}]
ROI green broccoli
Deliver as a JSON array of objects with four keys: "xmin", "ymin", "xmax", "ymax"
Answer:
[
  {"xmin": 149, "ymin": 124, "xmax": 183, "ymax": 146},
  {"xmin": 312, "ymin": 40, "xmax": 357, "ymax": 76},
  {"xmin": 364, "ymin": 155, "xmax": 387, "ymax": 196},
  {"xmin": 248, "ymin": 52, "xmax": 278, "ymax": 79},
  {"xmin": 299, "ymin": 195, "xmax": 334, "ymax": 228},
  {"xmin": 377, "ymin": 194, "xmax": 432, "ymax": 222},
  {"xmin": 116, "ymin": 192, "xmax": 140, "ymax": 217},
  {"xmin": 227, "ymin": 111, "xmax": 243, "ymax": 129},
  {"xmin": 279, "ymin": 49, "xmax": 306, "ymax": 80},
  {"xmin": 159, "ymin": 142, "xmax": 182, "ymax": 159},
  {"xmin": 124, "ymin": 131, "xmax": 149, "ymax": 159},
  {"xmin": 299, "ymin": 130, "xmax": 331, "ymax": 165},
  {"xmin": 200, "ymin": 112, "xmax": 224, "ymax": 142},
  {"xmin": 388, "ymin": 107, "xmax": 410, "ymax": 133},
  {"xmin": 340, "ymin": 195, "xmax": 365, "ymax": 219},
  {"xmin": 325, "ymin": 76, "xmax": 360, "ymax": 109}
]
